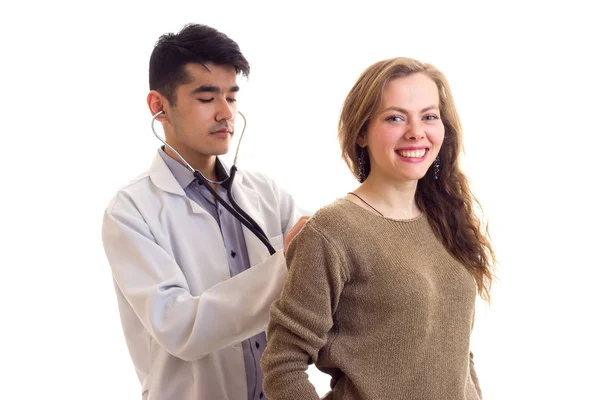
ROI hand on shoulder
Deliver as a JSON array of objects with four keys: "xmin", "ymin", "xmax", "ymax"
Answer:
[{"xmin": 284, "ymin": 216, "xmax": 310, "ymax": 255}]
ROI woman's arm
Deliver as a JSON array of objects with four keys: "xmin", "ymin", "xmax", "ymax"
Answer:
[{"xmin": 261, "ymin": 222, "xmax": 349, "ymax": 399}]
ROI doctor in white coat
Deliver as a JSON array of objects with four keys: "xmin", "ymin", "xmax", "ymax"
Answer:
[{"xmin": 102, "ymin": 23, "xmax": 307, "ymax": 400}]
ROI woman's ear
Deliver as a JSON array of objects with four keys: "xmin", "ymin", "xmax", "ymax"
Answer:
[{"xmin": 356, "ymin": 132, "xmax": 367, "ymax": 147}]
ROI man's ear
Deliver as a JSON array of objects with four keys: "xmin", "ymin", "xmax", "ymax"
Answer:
[{"xmin": 147, "ymin": 90, "xmax": 168, "ymax": 121}]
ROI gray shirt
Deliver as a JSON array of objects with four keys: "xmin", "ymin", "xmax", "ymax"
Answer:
[{"xmin": 159, "ymin": 149, "xmax": 268, "ymax": 400}]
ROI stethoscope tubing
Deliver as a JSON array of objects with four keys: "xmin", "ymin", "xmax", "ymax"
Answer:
[{"xmin": 151, "ymin": 110, "xmax": 276, "ymax": 255}]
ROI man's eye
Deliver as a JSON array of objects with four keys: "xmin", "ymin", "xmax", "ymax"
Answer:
[
  {"xmin": 227, "ymin": 98, "xmax": 237, "ymax": 103},
  {"xmin": 198, "ymin": 98, "xmax": 214, "ymax": 103}
]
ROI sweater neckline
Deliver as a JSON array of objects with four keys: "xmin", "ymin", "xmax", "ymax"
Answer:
[{"xmin": 338, "ymin": 198, "xmax": 426, "ymax": 224}]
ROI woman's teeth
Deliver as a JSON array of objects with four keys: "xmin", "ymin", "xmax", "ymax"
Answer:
[{"xmin": 397, "ymin": 149, "xmax": 427, "ymax": 158}]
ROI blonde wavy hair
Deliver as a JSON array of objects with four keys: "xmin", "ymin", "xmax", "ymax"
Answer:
[{"xmin": 338, "ymin": 57, "xmax": 495, "ymax": 301}]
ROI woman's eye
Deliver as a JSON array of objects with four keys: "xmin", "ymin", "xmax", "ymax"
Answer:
[
  {"xmin": 424, "ymin": 114, "xmax": 439, "ymax": 121},
  {"xmin": 227, "ymin": 98, "xmax": 237, "ymax": 103},
  {"xmin": 386, "ymin": 115, "xmax": 403, "ymax": 122}
]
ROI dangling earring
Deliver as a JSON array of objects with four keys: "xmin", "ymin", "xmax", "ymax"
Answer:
[
  {"xmin": 358, "ymin": 147, "xmax": 367, "ymax": 183},
  {"xmin": 433, "ymin": 156, "xmax": 441, "ymax": 180}
]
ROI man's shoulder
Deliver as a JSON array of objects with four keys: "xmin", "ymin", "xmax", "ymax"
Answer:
[
  {"xmin": 235, "ymin": 168, "xmax": 282, "ymax": 197},
  {"xmin": 104, "ymin": 170, "xmax": 154, "ymax": 213},
  {"xmin": 237, "ymin": 168, "xmax": 274, "ymax": 186}
]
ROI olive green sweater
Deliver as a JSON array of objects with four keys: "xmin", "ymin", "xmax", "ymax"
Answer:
[{"xmin": 261, "ymin": 199, "xmax": 482, "ymax": 400}]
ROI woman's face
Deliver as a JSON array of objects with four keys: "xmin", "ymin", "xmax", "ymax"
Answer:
[{"xmin": 358, "ymin": 72, "xmax": 445, "ymax": 184}]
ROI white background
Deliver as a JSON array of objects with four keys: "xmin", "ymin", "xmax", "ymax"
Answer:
[{"xmin": 1, "ymin": 1, "xmax": 599, "ymax": 399}]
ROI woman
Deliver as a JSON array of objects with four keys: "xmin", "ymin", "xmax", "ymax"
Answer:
[{"xmin": 260, "ymin": 57, "xmax": 495, "ymax": 400}]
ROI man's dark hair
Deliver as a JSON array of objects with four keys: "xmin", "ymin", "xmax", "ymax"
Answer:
[{"xmin": 149, "ymin": 23, "xmax": 250, "ymax": 105}]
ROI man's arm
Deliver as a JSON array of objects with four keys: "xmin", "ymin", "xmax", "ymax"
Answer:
[
  {"xmin": 268, "ymin": 176, "xmax": 311, "ymax": 253},
  {"xmin": 102, "ymin": 193, "xmax": 289, "ymax": 362}
]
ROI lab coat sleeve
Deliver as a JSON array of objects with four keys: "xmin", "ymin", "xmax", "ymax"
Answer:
[
  {"xmin": 269, "ymin": 177, "xmax": 306, "ymax": 235},
  {"xmin": 102, "ymin": 194, "xmax": 289, "ymax": 362}
]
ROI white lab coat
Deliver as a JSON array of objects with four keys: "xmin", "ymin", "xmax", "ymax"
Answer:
[{"xmin": 102, "ymin": 152, "xmax": 302, "ymax": 399}]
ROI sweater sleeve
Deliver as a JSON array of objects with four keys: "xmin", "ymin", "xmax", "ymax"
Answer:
[
  {"xmin": 469, "ymin": 351, "xmax": 483, "ymax": 399},
  {"xmin": 468, "ymin": 305, "xmax": 483, "ymax": 399},
  {"xmin": 261, "ymin": 222, "xmax": 348, "ymax": 400}
]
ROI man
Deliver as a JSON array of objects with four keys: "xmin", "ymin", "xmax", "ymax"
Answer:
[{"xmin": 102, "ymin": 23, "xmax": 308, "ymax": 399}]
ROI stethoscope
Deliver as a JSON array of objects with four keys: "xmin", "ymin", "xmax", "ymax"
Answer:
[{"xmin": 151, "ymin": 110, "xmax": 276, "ymax": 255}]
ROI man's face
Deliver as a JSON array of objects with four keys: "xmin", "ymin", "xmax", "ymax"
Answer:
[{"xmin": 164, "ymin": 62, "xmax": 239, "ymax": 159}]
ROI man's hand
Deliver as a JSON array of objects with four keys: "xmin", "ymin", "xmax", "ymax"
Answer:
[{"xmin": 284, "ymin": 216, "xmax": 310, "ymax": 255}]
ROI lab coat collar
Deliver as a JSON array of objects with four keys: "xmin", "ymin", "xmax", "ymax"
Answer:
[
  {"xmin": 148, "ymin": 150, "xmax": 254, "ymax": 218},
  {"xmin": 149, "ymin": 150, "xmax": 246, "ymax": 196},
  {"xmin": 157, "ymin": 147, "xmax": 232, "ymax": 190},
  {"xmin": 148, "ymin": 150, "xmax": 266, "ymax": 263},
  {"xmin": 149, "ymin": 151, "xmax": 186, "ymax": 197}
]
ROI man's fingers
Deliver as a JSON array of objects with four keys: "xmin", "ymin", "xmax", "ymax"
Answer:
[
  {"xmin": 290, "ymin": 216, "xmax": 309, "ymax": 235},
  {"xmin": 284, "ymin": 216, "xmax": 310, "ymax": 255}
]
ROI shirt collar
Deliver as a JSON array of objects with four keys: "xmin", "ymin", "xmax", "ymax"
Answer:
[{"xmin": 158, "ymin": 147, "xmax": 230, "ymax": 190}]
